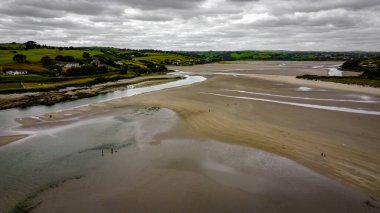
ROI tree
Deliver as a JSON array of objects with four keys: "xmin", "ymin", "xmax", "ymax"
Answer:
[
  {"xmin": 82, "ymin": 52, "xmax": 90, "ymax": 59},
  {"xmin": 98, "ymin": 66, "xmax": 108, "ymax": 73},
  {"xmin": 120, "ymin": 65, "xmax": 128, "ymax": 74},
  {"xmin": 13, "ymin": 54, "xmax": 27, "ymax": 63},
  {"xmin": 49, "ymin": 65, "xmax": 63, "ymax": 74},
  {"xmin": 342, "ymin": 59, "xmax": 361, "ymax": 70},
  {"xmin": 25, "ymin": 41, "xmax": 39, "ymax": 49},
  {"xmin": 62, "ymin": 56, "xmax": 75, "ymax": 62},
  {"xmin": 55, "ymin": 55, "xmax": 75, "ymax": 62},
  {"xmin": 41, "ymin": 56, "xmax": 53, "ymax": 67},
  {"xmin": 66, "ymin": 65, "xmax": 95, "ymax": 76},
  {"xmin": 25, "ymin": 41, "xmax": 37, "ymax": 46},
  {"xmin": 55, "ymin": 55, "xmax": 64, "ymax": 61}
]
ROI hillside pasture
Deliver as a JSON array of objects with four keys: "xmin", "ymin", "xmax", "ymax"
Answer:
[
  {"xmin": 0, "ymin": 82, "xmax": 23, "ymax": 91},
  {"xmin": 0, "ymin": 49, "xmax": 102, "ymax": 64},
  {"xmin": 136, "ymin": 53, "xmax": 190, "ymax": 63},
  {"xmin": 1, "ymin": 63, "xmax": 47, "ymax": 73}
]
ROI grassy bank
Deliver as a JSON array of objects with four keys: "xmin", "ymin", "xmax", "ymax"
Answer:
[
  {"xmin": 0, "ymin": 73, "xmax": 138, "ymax": 93},
  {"xmin": 0, "ymin": 75, "xmax": 181, "ymax": 110},
  {"xmin": 296, "ymin": 75, "xmax": 380, "ymax": 88}
]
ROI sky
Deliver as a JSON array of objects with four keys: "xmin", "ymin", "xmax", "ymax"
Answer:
[{"xmin": 0, "ymin": 0, "xmax": 379, "ymax": 51}]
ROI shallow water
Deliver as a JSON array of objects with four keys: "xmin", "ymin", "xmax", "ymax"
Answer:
[
  {"xmin": 311, "ymin": 64, "xmax": 343, "ymax": 76},
  {"xmin": 327, "ymin": 67, "xmax": 343, "ymax": 76},
  {"xmin": 0, "ymin": 108, "xmax": 373, "ymax": 212},
  {"xmin": 0, "ymin": 74, "xmax": 206, "ymax": 135},
  {"xmin": 0, "ymin": 108, "xmax": 175, "ymax": 211}
]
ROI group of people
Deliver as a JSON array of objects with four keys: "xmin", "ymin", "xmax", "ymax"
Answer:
[{"xmin": 102, "ymin": 148, "xmax": 117, "ymax": 156}]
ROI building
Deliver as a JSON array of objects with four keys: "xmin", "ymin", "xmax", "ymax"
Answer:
[
  {"xmin": 5, "ymin": 70, "xmax": 28, "ymax": 75},
  {"xmin": 64, "ymin": 63, "xmax": 80, "ymax": 68},
  {"xmin": 115, "ymin": 61, "xmax": 123, "ymax": 65},
  {"xmin": 91, "ymin": 59, "xmax": 101, "ymax": 66},
  {"xmin": 56, "ymin": 62, "xmax": 81, "ymax": 68}
]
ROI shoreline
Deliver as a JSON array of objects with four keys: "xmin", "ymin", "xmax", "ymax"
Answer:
[
  {"xmin": 0, "ymin": 74, "xmax": 182, "ymax": 110},
  {"xmin": 0, "ymin": 134, "xmax": 29, "ymax": 147}
]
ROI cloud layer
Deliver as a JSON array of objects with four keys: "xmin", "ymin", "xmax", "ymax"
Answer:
[{"xmin": 0, "ymin": 0, "xmax": 379, "ymax": 51}]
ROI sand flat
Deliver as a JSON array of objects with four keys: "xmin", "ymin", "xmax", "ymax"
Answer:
[
  {"xmin": 0, "ymin": 135, "xmax": 29, "ymax": 147},
  {"xmin": 8, "ymin": 61, "xmax": 380, "ymax": 202}
]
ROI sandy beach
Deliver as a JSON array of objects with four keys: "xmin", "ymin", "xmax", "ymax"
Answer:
[{"xmin": 2, "ymin": 61, "xmax": 380, "ymax": 211}]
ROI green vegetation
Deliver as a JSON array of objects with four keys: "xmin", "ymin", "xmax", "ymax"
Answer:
[
  {"xmin": 0, "ymin": 74, "xmax": 51, "ymax": 82},
  {"xmin": 0, "ymin": 73, "xmax": 136, "ymax": 93},
  {"xmin": 13, "ymin": 54, "xmax": 27, "ymax": 63},
  {"xmin": 297, "ymin": 57, "xmax": 380, "ymax": 88},
  {"xmin": 179, "ymin": 51, "xmax": 380, "ymax": 62},
  {"xmin": 0, "ymin": 41, "xmax": 191, "ymax": 93},
  {"xmin": 136, "ymin": 52, "xmax": 191, "ymax": 64},
  {"xmin": 0, "ymin": 49, "xmax": 102, "ymax": 64},
  {"xmin": 297, "ymin": 75, "xmax": 380, "ymax": 88},
  {"xmin": 0, "ymin": 82, "xmax": 23, "ymax": 90},
  {"xmin": 0, "ymin": 42, "xmax": 26, "ymax": 50}
]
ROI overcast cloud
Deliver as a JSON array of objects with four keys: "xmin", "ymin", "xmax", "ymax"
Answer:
[{"xmin": 0, "ymin": 0, "xmax": 379, "ymax": 51}]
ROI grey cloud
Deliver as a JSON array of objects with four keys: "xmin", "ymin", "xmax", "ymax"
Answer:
[
  {"xmin": 114, "ymin": 0, "xmax": 204, "ymax": 10},
  {"xmin": 0, "ymin": 4, "xmax": 65, "ymax": 18},
  {"xmin": 0, "ymin": 0, "xmax": 379, "ymax": 51}
]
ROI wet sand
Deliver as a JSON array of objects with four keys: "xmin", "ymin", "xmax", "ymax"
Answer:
[
  {"xmin": 0, "ymin": 135, "xmax": 28, "ymax": 147},
  {"xmin": 2, "ymin": 107, "xmax": 376, "ymax": 213},
  {"xmin": 3, "ymin": 61, "xmax": 380, "ymax": 211}
]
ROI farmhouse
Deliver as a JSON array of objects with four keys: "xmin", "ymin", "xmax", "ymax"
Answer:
[
  {"xmin": 115, "ymin": 61, "xmax": 123, "ymax": 65},
  {"xmin": 56, "ymin": 62, "xmax": 81, "ymax": 68},
  {"xmin": 5, "ymin": 70, "xmax": 28, "ymax": 75},
  {"xmin": 91, "ymin": 59, "xmax": 101, "ymax": 66}
]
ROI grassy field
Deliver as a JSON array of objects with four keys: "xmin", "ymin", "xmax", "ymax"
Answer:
[
  {"xmin": 0, "ymin": 74, "xmax": 52, "ymax": 83},
  {"xmin": 0, "ymin": 43, "xmax": 26, "ymax": 50},
  {"xmin": 0, "ymin": 49, "xmax": 102, "ymax": 64},
  {"xmin": 22, "ymin": 78, "xmax": 94, "ymax": 89},
  {"xmin": 0, "ymin": 82, "xmax": 23, "ymax": 90},
  {"xmin": 0, "ymin": 63, "xmax": 48, "ymax": 73},
  {"xmin": 122, "ymin": 60, "xmax": 147, "ymax": 68},
  {"xmin": 136, "ymin": 53, "xmax": 191, "ymax": 63}
]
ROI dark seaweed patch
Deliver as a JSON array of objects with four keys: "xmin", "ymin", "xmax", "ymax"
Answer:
[
  {"xmin": 10, "ymin": 176, "xmax": 83, "ymax": 213},
  {"xmin": 78, "ymin": 139, "xmax": 136, "ymax": 154},
  {"xmin": 113, "ymin": 116, "xmax": 133, "ymax": 123}
]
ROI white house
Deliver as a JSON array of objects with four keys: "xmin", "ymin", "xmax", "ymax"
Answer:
[
  {"xmin": 115, "ymin": 61, "xmax": 123, "ymax": 65},
  {"xmin": 56, "ymin": 62, "xmax": 80, "ymax": 68},
  {"xmin": 64, "ymin": 63, "xmax": 80, "ymax": 68},
  {"xmin": 5, "ymin": 70, "xmax": 28, "ymax": 75},
  {"xmin": 91, "ymin": 59, "xmax": 101, "ymax": 66}
]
